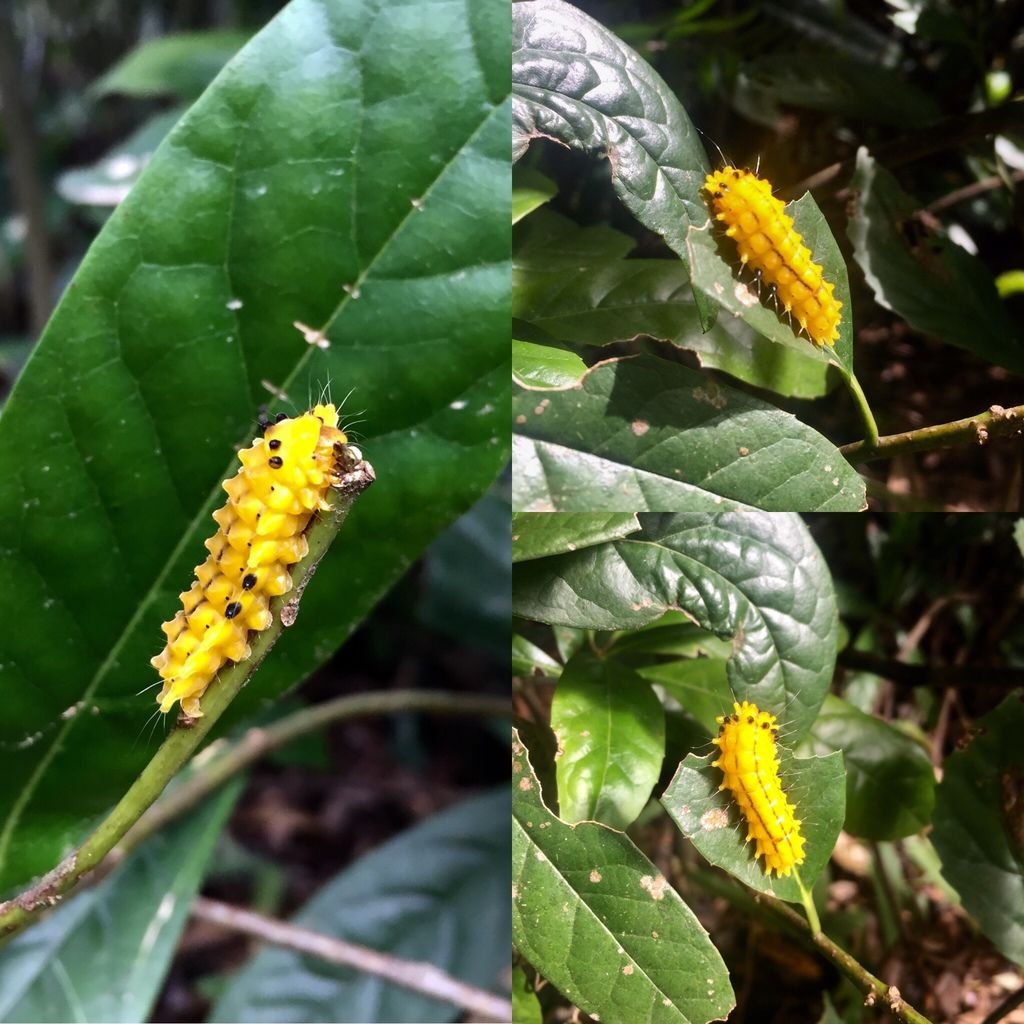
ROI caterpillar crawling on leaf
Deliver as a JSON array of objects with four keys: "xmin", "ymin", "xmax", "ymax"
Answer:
[
  {"xmin": 712, "ymin": 700, "xmax": 806, "ymax": 878},
  {"xmin": 704, "ymin": 166, "xmax": 842, "ymax": 347},
  {"xmin": 151, "ymin": 402, "xmax": 366, "ymax": 718}
]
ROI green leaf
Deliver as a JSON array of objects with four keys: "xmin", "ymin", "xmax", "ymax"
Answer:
[
  {"xmin": 419, "ymin": 486, "xmax": 510, "ymax": 662},
  {"xmin": 687, "ymin": 192, "xmax": 854, "ymax": 375},
  {"xmin": 512, "ymin": 0, "xmax": 715, "ymax": 325},
  {"xmin": 512, "ymin": 337, "xmax": 589, "ymax": 391},
  {"xmin": 211, "ymin": 788, "xmax": 510, "ymax": 1023},
  {"xmin": 552, "ymin": 650, "xmax": 665, "ymax": 829},
  {"xmin": 512, "ymin": 357, "xmax": 866, "ymax": 512},
  {"xmin": 661, "ymin": 746, "xmax": 846, "ymax": 902},
  {"xmin": 512, "ymin": 634, "xmax": 563, "ymax": 677},
  {"xmin": 514, "ymin": 216, "xmax": 833, "ymax": 398},
  {"xmin": 512, "ymin": 511, "xmax": 640, "ymax": 561},
  {"xmin": 848, "ymin": 148, "xmax": 1024, "ymax": 372},
  {"xmin": 802, "ymin": 694, "xmax": 935, "ymax": 840},
  {"xmin": 514, "ymin": 207, "xmax": 635, "ymax": 271},
  {"xmin": 637, "ymin": 657, "xmax": 731, "ymax": 735},
  {"xmin": 0, "ymin": 779, "xmax": 241, "ymax": 1023},
  {"xmin": 513, "ymin": 731, "xmax": 734, "ymax": 1023},
  {"xmin": 0, "ymin": 0, "xmax": 509, "ymax": 893},
  {"xmin": 932, "ymin": 692, "xmax": 1024, "ymax": 966},
  {"xmin": 512, "ymin": 166, "xmax": 558, "ymax": 224},
  {"xmin": 737, "ymin": 53, "xmax": 940, "ymax": 126},
  {"xmin": 511, "ymin": 964, "xmax": 543, "ymax": 1024},
  {"xmin": 91, "ymin": 30, "xmax": 251, "ymax": 99},
  {"xmin": 513, "ymin": 512, "xmax": 838, "ymax": 740}
]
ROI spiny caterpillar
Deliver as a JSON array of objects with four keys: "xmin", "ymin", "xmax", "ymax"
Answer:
[
  {"xmin": 704, "ymin": 167, "xmax": 842, "ymax": 347},
  {"xmin": 711, "ymin": 700, "xmax": 806, "ymax": 878},
  {"xmin": 151, "ymin": 403, "xmax": 355, "ymax": 718}
]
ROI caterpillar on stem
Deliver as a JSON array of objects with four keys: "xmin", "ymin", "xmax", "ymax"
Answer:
[{"xmin": 150, "ymin": 402, "xmax": 366, "ymax": 719}]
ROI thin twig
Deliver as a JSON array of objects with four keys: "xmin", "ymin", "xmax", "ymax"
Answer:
[
  {"xmin": 840, "ymin": 403, "xmax": 1024, "ymax": 464},
  {"xmin": 926, "ymin": 169, "xmax": 1024, "ymax": 214},
  {"xmin": 981, "ymin": 985, "xmax": 1024, "ymax": 1024},
  {"xmin": 114, "ymin": 689, "xmax": 510, "ymax": 860},
  {"xmin": 0, "ymin": 12, "xmax": 53, "ymax": 334},
  {"xmin": 693, "ymin": 870, "xmax": 934, "ymax": 1024},
  {"xmin": 0, "ymin": 453, "xmax": 375, "ymax": 942},
  {"xmin": 838, "ymin": 649, "xmax": 1024, "ymax": 688},
  {"xmin": 191, "ymin": 896, "xmax": 512, "ymax": 1023}
]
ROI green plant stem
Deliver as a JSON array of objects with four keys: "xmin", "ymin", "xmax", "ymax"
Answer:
[
  {"xmin": 115, "ymin": 689, "xmax": 510, "ymax": 861},
  {"xmin": 693, "ymin": 870, "xmax": 934, "ymax": 1024},
  {"xmin": 841, "ymin": 403, "xmax": 1024, "ymax": 464},
  {"xmin": 842, "ymin": 370, "xmax": 880, "ymax": 449},
  {"xmin": 0, "ymin": 451, "xmax": 375, "ymax": 943},
  {"xmin": 794, "ymin": 870, "xmax": 821, "ymax": 936}
]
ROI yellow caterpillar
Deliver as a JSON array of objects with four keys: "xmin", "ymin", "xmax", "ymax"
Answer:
[
  {"xmin": 151, "ymin": 403, "xmax": 352, "ymax": 718},
  {"xmin": 711, "ymin": 700, "xmax": 806, "ymax": 878},
  {"xmin": 704, "ymin": 167, "xmax": 842, "ymax": 347}
]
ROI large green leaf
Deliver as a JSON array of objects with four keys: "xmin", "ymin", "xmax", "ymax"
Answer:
[
  {"xmin": 551, "ymin": 650, "xmax": 665, "ymax": 829},
  {"xmin": 932, "ymin": 693, "xmax": 1024, "ymax": 966},
  {"xmin": 512, "ymin": 0, "xmax": 714, "ymax": 324},
  {"xmin": 513, "ymin": 512, "xmax": 838, "ymax": 740},
  {"xmin": 512, "ymin": 730, "xmax": 734, "ymax": 1024},
  {"xmin": 0, "ymin": 0, "xmax": 509, "ymax": 893},
  {"xmin": 514, "ymin": 209, "xmax": 833, "ymax": 399},
  {"xmin": 848, "ymin": 148, "xmax": 1024, "ymax": 372},
  {"xmin": 661, "ymin": 746, "xmax": 846, "ymax": 903},
  {"xmin": 802, "ymin": 694, "xmax": 935, "ymax": 840},
  {"xmin": 211, "ymin": 788, "xmax": 510, "ymax": 1023},
  {"xmin": 0, "ymin": 780, "xmax": 241, "ymax": 1022},
  {"xmin": 511, "ymin": 511, "xmax": 639, "ymax": 562},
  {"xmin": 512, "ymin": 357, "xmax": 866, "ymax": 512}
]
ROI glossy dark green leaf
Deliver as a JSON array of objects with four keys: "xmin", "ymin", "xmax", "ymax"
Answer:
[
  {"xmin": 512, "ymin": 0, "xmax": 714, "ymax": 324},
  {"xmin": 932, "ymin": 693, "xmax": 1024, "ymax": 966},
  {"xmin": 552, "ymin": 650, "xmax": 664, "ymax": 829},
  {"xmin": 91, "ymin": 30, "xmax": 250, "ymax": 99},
  {"xmin": 687, "ymin": 193, "xmax": 854, "ymax": 374},
  {"xmin": 848, "ymin": 149, "xmax": 1024, "ymax": 372},
  {"xmin": 662, "ymin": 746, "xmax": 846, "ymax": 902},
  {"xmin": 513, "ymin": 731, "xmax": 734, "ymax": 1023},
  {"xmin": 512, "ymin": 357, "xmax": 866, "ymax": 512},
  {"xmin": 0, "ymin": 0, "xmax": 509, "ymax": 893},
  {"xmin": 802, "ymin": 695, "xmax": 935, "ymax": 840},
  {"xmin": 513, "ymin": 512, "xmax": 838, "ymax": 740},
  {"xmin": 512, "ymin": 511, "xmax": 639, "ymax": 562},
  {"xmin": 0, "ymin": 780, "xmax": 241, "ymax": 1022},
  {"xmin": 211, "ymin": 788, "xmax": 510, "ymax": 1023}
]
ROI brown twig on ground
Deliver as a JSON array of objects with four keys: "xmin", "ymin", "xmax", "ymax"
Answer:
[{"xmin": 191, "ymin": 896, "xmax": 513, "ymax": 1023}]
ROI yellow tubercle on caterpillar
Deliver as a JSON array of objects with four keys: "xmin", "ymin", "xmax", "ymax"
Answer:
[
  {"xmin": 150, "ymin": 402, "xmax": 350, "ymax": 718},
  {"xmin": 711, "ymin": 699, "xmax": 806, "ymax": 878},
  {"xmin": 704, "ymin": 167, "xmax": 842, "ymax": 347}
]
